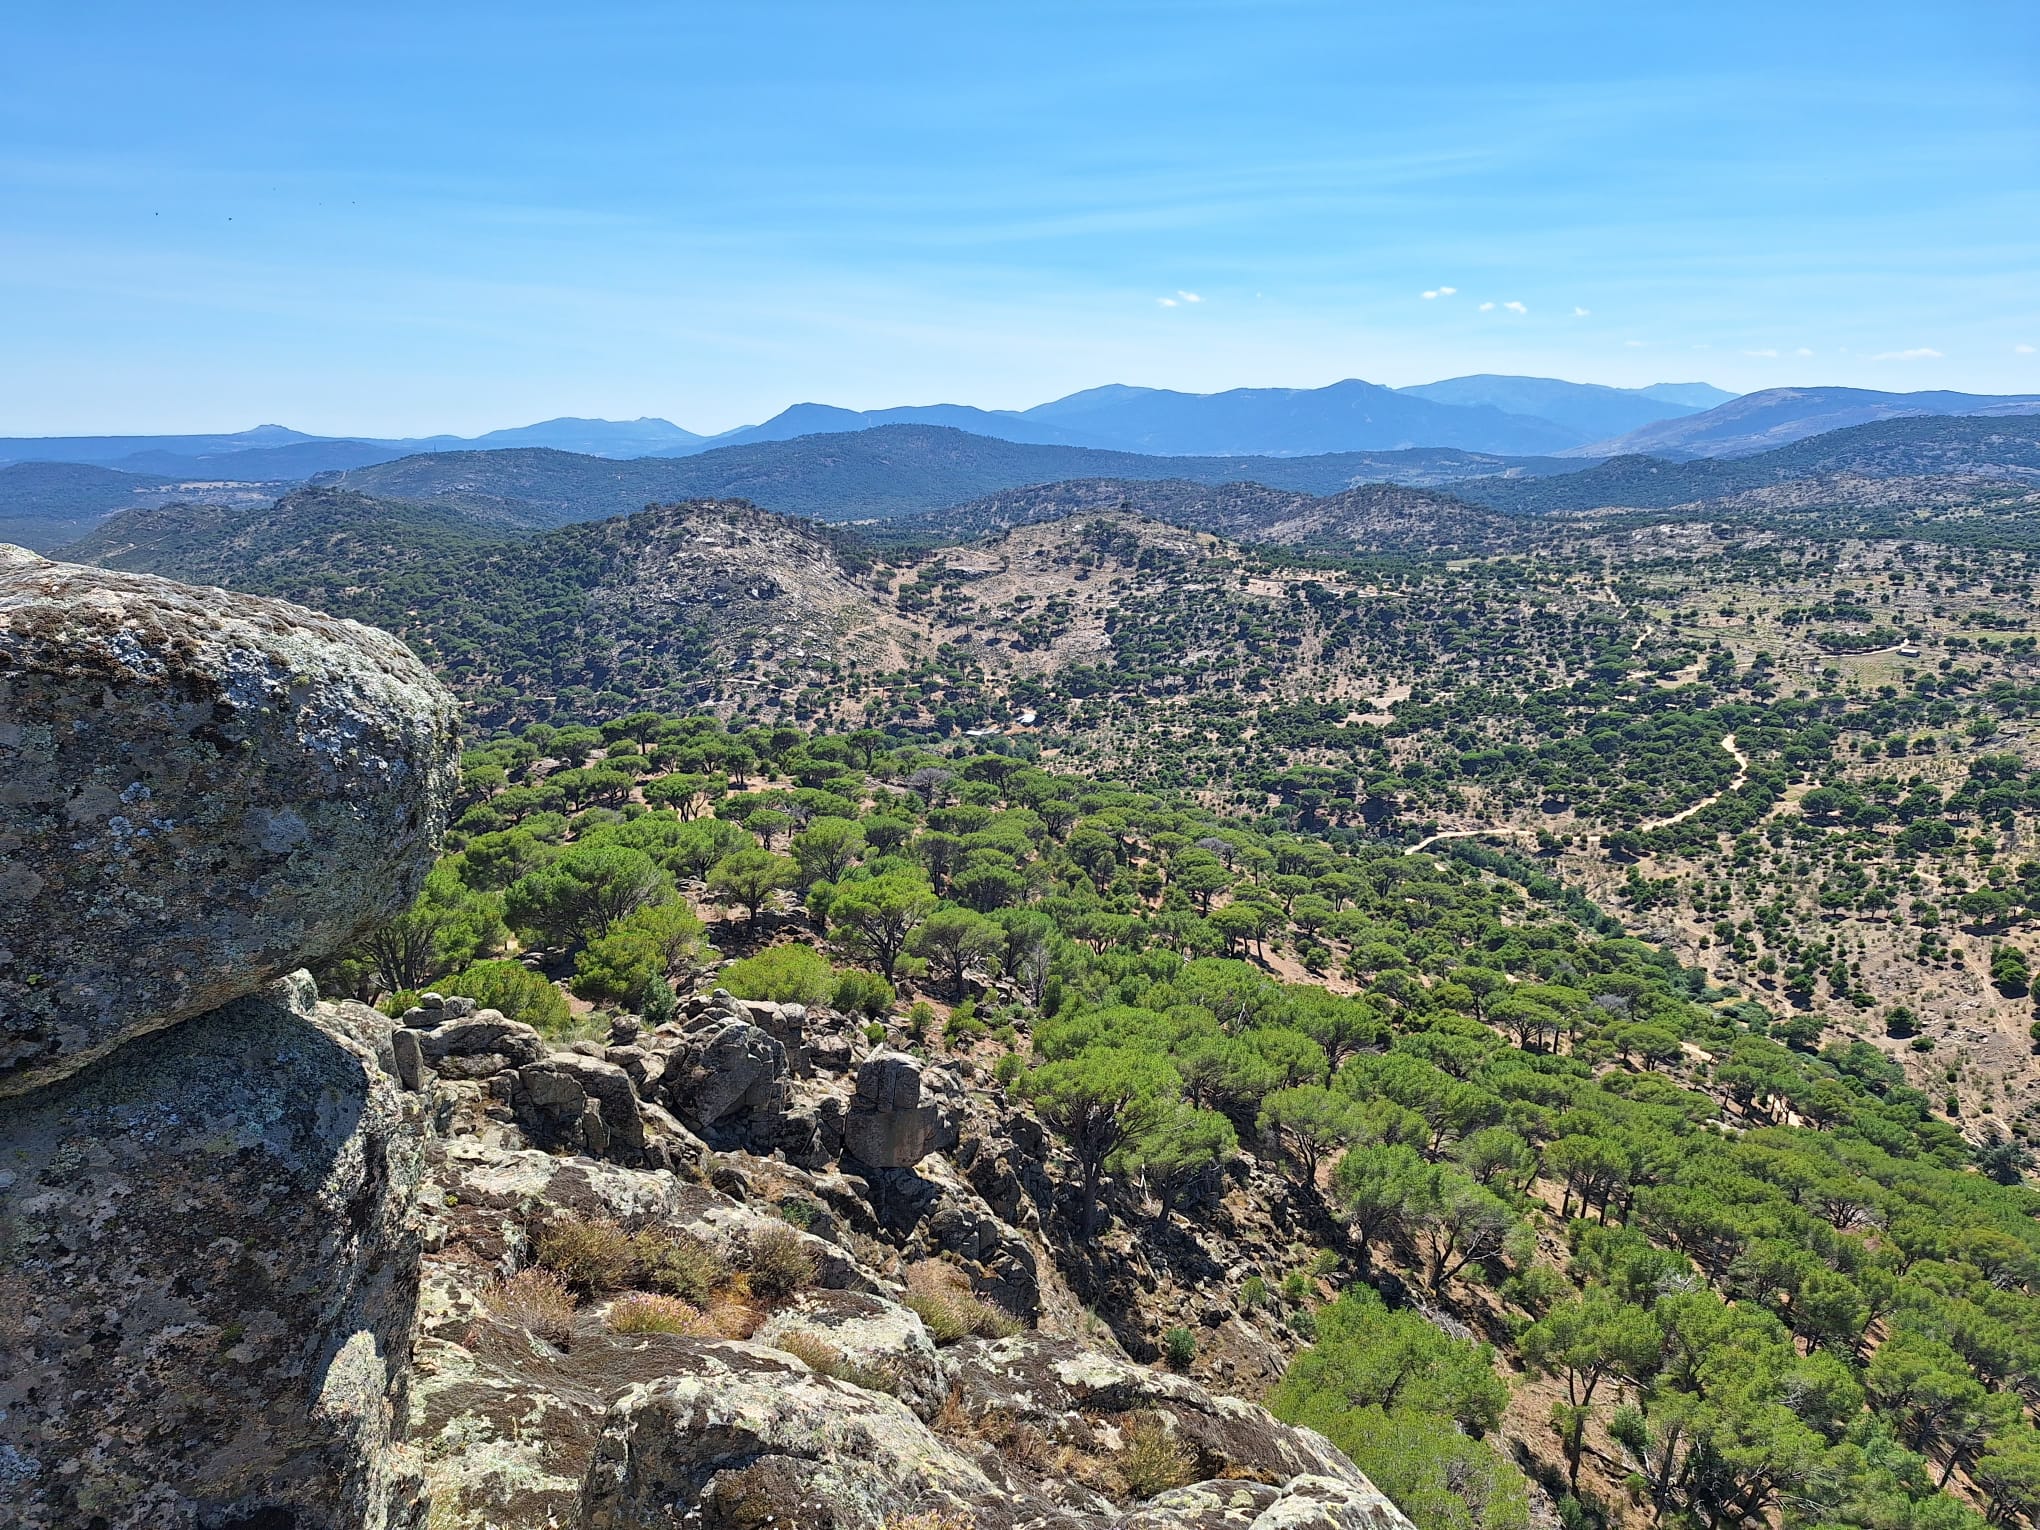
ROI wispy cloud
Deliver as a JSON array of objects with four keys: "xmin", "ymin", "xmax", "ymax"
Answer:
[
  {"xmin": 1744, "ymin": 348, "xmax": 1779, "ymax": 358},
  {"xmin": 1420, "ymin": 285, "xmax": 1458, "ymax": 299},
  {"xmin": 1477, "ymin": 301, "xmax": 1494, "ymax": 312},
  {"xmin": 1572, "ymin": 306, "xmax": 1590, "ymax": 317},
  {"xmin": 1624, "ymin": 339, "xmax": 1647, "ymax": 348},
  {"xmin": 1177, "ymin": 290, "xmax": 1202, "ymax": 303},
  {"xmin": 1872, "ymin": 346, "xmax": 1942, "ymax": 360},
  {"xmin": 2016, "ymin": 343, "xmax": 2035, "ymax": 354},
  {"xmin": 1156, "ymin": 296, "xmax": 1178, "ymax": 307},
  {"xmin": 1503, "ymin": 300, "xmax": 1527, "ymax": 314}
]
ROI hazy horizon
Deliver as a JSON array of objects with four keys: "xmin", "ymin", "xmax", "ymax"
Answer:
[
  {"xmin": 4, "ymin": 0, "xmax": 2034, "ymax": 436},
  {"xmin": 1, "ymin": 371, "xmax": 1759, "ymax": 445}
]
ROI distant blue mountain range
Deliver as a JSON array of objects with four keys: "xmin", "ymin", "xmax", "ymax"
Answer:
[{"xmin": 8, "ymin": 378, "xmax": 2039, "ymax": 479}]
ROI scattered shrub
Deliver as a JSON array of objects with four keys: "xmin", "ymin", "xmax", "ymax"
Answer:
[
  {"xmin": 746, "ymin": 1224, "xmax": 819, "ymax": 1300},
  {"xmin": 1162, "ymin": 1326, "xmax": 1197, "ymax": 1371},
  {"xmin": 534, "ymin": 1213, "xmax": 635, "ymax": 1294},
  {"xmin": 438, "ymin": 959, "xmax": 572, "ymax": 1035},
  {"xmin": 833, "ymin": 968, "xmax": 895, "ymax": 1018},
  {"xmin": 775, "ymin": 1197, "xmax": 821, "ymax": 1230},
  {"xmin": 631, "ymin": 1227, "xmax": 731, "ymax": 1303},
  {"xmin": 482, "ymin": 1267, "xmax": 575, "ymax": 1347},
  {"xmin": 1239, "ymin": 1275, "xmax": 1268, "ymax": 1310},
  {"xmin": 1118, "ymin": 1415, "xmax": 1198, "ymax": 1499}
]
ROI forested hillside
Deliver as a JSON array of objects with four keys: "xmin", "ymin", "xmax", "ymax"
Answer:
[
  {"xmin": 324, "ymin": 707, "xmax": 2040, "ymax": 1530},
  {"xmin": 59, "ymin": 440, "xmax": 2040, "ymax": 1529}
]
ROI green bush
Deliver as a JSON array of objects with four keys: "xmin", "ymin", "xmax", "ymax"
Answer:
[
  {"xmin": 428, "ymin": 959, "xmax": 572, "ymax": 1035},
  {"xmin": 632, "ymin": 1227, "xmax": 730, "ymax": 1303},
  {"xmin": 1270, "ymin": 1288, "xmax": 1526, "ymax": 1530},
  {"xmin": 571, "ymin": 900, "xmax": 704, "ymax": 1007},
  {"xmin": 832, "ymin": 968, "xmax": 895, "ymax": 1018},
  {"xmin": 1163, "ymin": 1326, "xmax": 1197, "ymax": 1371},
  {"xmin": 723, "ymin": 944, "xmax": 836, "ymax": 1006}
]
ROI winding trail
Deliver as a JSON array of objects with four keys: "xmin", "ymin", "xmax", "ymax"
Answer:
[
  {"xmin": 1405, "ymin": 827, "xmax": 1540, "ymax": 856},
  {"xmin": 1405, "ymin": 733, "xmax": 1750, "ymax": 854},
  {"xmin": 1637, "ymin": 732, "xmax": 1748, "ymax": 831}
]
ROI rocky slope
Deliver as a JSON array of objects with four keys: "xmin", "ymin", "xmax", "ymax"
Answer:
[{"xmin": 0, "ymin": 546, "xmax": 1412, "ymax": 1529}]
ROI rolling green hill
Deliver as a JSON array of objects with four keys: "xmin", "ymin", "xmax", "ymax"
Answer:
[
  {"xmin": 1460, "ymin": 412, "xmax": 2040, "ymax": 515},
  {"xmin": 0, "ymin": 460, "xmax": 171, "ymax": 550},
  {"xmin": 319, "ymin": 425, "xmax": 1577, "ymax": 525}
]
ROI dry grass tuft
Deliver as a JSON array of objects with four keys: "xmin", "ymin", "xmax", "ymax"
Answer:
[
  {"xmin": 902, "ymin": 1261, "xmax": 1023, "ymax": 1344},
  {"xmin": 1116, "ymin": 1413, "xmax": 1198, "ymax": 1499},
  {"xmin": 481, "ymin": 1266, "xmax": 576, "ymax": 1347},
  {"xmin": 606, "ymin": 1292, "xmax": 705, "ymax": 1336},
  {"xmin": 770, "ymin": 1329, "xmax": 901, "ymax": 1395}
]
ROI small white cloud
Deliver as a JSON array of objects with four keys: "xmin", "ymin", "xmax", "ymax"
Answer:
[
  {"xmin": 1744, "ymin": 348, "xmax": 1779, "ymax": 358},
  {"xmin": 1572, "ymin": 306, "xmax": 1591, "ymax": 317},
  {"xmin": 2016, "ymin": 343, "xmax": 2035, "ymax": 354},
  {"xmin": 1795, "ymin": 347, "xmax": 1814, "ymax": 357},
  {"xmin": 1422, "ymin": 290, "xmax": 1439, "ymax": 299},
  {"xmin": 1478, "ymin": 301, "xmax": 1495, "ymax": 312},
  {"xmin": 1624, "ymin": 340, "xmax": 1647, "ymax": 348},
  {"xmin": 1157, "ymin": 297, "xmax": 1178, "ymax": 308},
  {"xmin": 1177, "ymin": 290, "xmax": 1202, "ymax": 303},
  {"xmin": 1872, "ymin": 347, "xmax": 1942, "ymax": 360},
  {"xmin": 1504, "ymin": 300, "xmax": 1527, "ymax": 314}
]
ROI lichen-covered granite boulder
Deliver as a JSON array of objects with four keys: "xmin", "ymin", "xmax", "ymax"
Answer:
[
  {"xmin": 942, "ymin": 1332, "xmax": 1367, "ymax": 1489},
  {"xmin": 1116, "ymin": 1476, "xmax": 1412, "ymax": 1528},
  {"xmin": 0, "ymin": 974, "xmax": 427, "ymax": 1530},
  {"xmin": 580, "ymin": 1342, "xmax": 1011, "ymax": 1530},
  {"xmin": 0, "ymin": 546, "xmax": 458, "ymax": 1096}
]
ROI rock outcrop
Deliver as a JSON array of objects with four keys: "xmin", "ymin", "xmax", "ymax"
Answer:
[
  {"xmin": 0, "ymin": 552, "xmax": 457, "ymax": 1528},
  {"xmin": 0, "ymin": 546, "xmax": 458, "ymax": 1095},
  {"xmin": 842, "ymin": 1048, "xmax": 964, "ymax": 1169},
  {"xmin": 0, "ymin": 551, "xmax": 1416, "ymax": 1530},
  {"xmin": 0, "ymin": 976, "xmax": 428, "ymax": 1530}
]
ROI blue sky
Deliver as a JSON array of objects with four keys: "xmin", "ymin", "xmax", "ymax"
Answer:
[{"xmin": 2, "ymin": 0, "xmax": 2035, "ymax": 435}]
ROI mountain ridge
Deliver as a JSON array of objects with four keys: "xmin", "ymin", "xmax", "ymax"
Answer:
[{"xmin": 1569, "ymin": 385, "xmax": 2040, "ymax": 458}]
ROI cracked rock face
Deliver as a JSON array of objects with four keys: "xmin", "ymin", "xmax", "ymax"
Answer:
[
  {"xmin": 0, "ymin": 546, "xmax": 458, "ymax": 1095},
  {"xmin": 0, "ymin": 975, "xmax": 427, "ymax": 1530}
]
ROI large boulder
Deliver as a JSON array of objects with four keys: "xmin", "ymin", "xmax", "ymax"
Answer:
[
  {"xmin": 0, "ymin": 974, "xmax": 426, "ymax": 1530},
  {"xmin": 942, "ymin": 1333, "xmax": 1369, "ymax": 1492},
  {"xmin": 0, "ymin": 548, "xmax": 458, "ymax": 1095},
  {"xmin": 840, "ymin": 1049, "xmax": 964, "ymax": 1170},
  {"xmin": 753, "ymin": 1290, "xmax": 947, "ymax": 1419},
  {"xmin": 662, "ymin": 1016, "xmax": 789, "ymax": 1145},
  {"xmin": 579, "ymin": 1341, "xmax": 1017, "ymax": 1530},
  {"xmin": 1115, "ymin": 1476, "xmax": 1411, "ymax": 1528}
]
